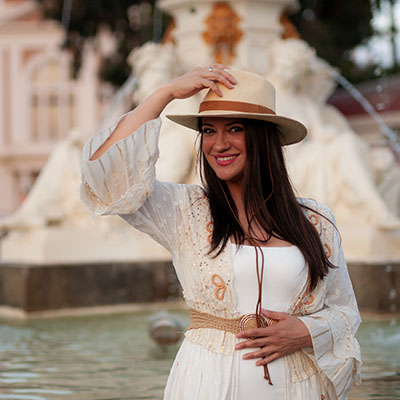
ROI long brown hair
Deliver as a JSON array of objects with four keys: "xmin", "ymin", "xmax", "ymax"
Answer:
[{"xmin": 198, "ymin": 119, "xmax": 335, "ymax": 290}]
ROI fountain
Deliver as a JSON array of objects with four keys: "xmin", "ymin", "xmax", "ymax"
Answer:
[
  {"xmin": 0, "ymin": 311, "xmax": 399, "ymax": 399},
  {"xmin": 0, "ymin": 0, "xmax": 399, "ymax": 316},
  {"xmin": 0, "ymin": 1, "xmax": 399, "ymax": 398}
]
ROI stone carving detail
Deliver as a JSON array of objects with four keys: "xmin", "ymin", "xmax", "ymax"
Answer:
[
  {"xmin": 162, "ymin": 18, "xmax": 176, "ymax": 45},
  {"xmin": 280, "ymin": 11, "xmax": 301, "ymax": 40},
  {"xmin": 203, "ymin": 2, "xmax": 242, "ymax": 64}
]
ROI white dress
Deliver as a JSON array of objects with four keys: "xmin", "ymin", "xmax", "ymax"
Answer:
[
  {"xmin": 232, "ymin": 244, "xmax": 308, "ymax": 399},
  {"xmin": 80, "ymin": 116, "xmax": 362, "ymax": 399}
]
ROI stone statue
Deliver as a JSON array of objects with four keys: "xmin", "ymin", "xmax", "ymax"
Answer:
[
  {"xmin": 128, "ymin": 42, "xmax": 199, "ymax": 184},
  {"xmin": 1, "ymin": 2, "xmax": 399, "ymax": 262},
  {"xmin": 0, "ymin": 128, "xmax": 89, "ymax": 230},
  {"xmin": 0, "ymin": 121, "xmax": 170, "ymax": 262},
  {"xmin": 266, "ymin": 38, "xmax": 400, "ymax": 258}
]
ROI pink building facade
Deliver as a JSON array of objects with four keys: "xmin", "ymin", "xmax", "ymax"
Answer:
[{"xmin": 0, "ymin": 0, "xmax": 104, "ymax": 216}]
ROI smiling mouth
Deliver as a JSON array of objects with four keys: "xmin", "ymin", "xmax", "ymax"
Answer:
[
  {"xmin": 214, "ymin": 155, "xmax": 238, "ymax": 165},
  {"xmin": 216, "ymin": 155, "xmax": 236, "ymax": 162}
]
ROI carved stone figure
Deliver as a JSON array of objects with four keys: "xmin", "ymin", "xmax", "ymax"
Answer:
[
  {"xmin": 202, "ymin": 2, "xmax": 243, "ymax": 65},
  {"xmin": 267, "ymin": 38, "xmax": 400, "ymax": 259},
  {"xmin": 1, "ymin": 1, "xmax": 398, "ymax": 262}
]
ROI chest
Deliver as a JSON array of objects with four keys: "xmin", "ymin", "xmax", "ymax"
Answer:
[
  {"xmin": 175, "ymin": 197, "xmax": 329, "ymax": 317},
  {"xmin": 232, "ymin": 244, "xmax": 308, "ymax": 313}
]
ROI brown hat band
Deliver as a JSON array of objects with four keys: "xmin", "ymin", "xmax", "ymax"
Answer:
[{"xmin": 199, "ymin": 100, "xmax": 276, "ymax": 115}]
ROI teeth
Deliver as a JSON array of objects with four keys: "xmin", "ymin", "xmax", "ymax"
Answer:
[{"xmin": 217, "ymin": 156, "xmax": 236, "ymax": 161}]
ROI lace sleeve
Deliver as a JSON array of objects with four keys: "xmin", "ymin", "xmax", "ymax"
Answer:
[
  {"xmin": 80, "ymin": 115, "xmax": 161, "ymax": 216},
  {"xmin": 299, "ymin": 204, "xmax": 362, "ymax": 399},
  {"xmin": 79, "ymin": 115, "xmax": 190, "ymax": 253}
]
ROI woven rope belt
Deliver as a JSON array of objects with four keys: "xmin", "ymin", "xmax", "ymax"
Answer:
[
  {"xmin": 187, "ymin": 308, "xmax": 278, "ymax": 386},
  {"xmin": 187, "ymin": 308, "xmax": 276, "ymax": 334}
]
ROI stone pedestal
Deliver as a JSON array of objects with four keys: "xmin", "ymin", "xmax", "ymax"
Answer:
[
  {"xmin": 159, "ymin": 0, "xmax": 297, "ymax": 74},
  {"xmin": 0, "ymin": 261, "xmax": 398, "ymax": 317},
  {"xmin": 347, "ymin": 261, "xmax": 400, "ymax": 314},
  {"xmin": 0, "ymin": 261, "xmax": 182, "ymax": 316},
  {"xmin": 340, "ymin": 222, "xmax": 400, "ymax": 263},
  {"xmin": 1, "ymin": 225, "xmax": 171, "ymax": 263}
]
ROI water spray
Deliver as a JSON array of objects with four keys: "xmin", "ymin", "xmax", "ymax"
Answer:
[{"xmin": 334, "ymin": 74, "xmax": 400, "ymax": 162}]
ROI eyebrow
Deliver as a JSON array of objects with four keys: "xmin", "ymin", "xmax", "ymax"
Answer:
[{"xmin": 201, "ymin": 120, "xmax": 243, "ymax": 127}]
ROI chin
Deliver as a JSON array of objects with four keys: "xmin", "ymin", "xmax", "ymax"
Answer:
[{"xmin": 216, "ymin": 173, "xmax": 243, "ymax": 184}]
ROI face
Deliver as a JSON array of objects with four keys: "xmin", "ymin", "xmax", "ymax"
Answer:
[{"xmin": 201, "ymin": 117, "xmax": 246, "ymax": 185}]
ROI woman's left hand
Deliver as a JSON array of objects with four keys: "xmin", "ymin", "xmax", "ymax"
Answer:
[{"xmin": 235, "ymin": 309, "xmax": 312, "ymax": 366}]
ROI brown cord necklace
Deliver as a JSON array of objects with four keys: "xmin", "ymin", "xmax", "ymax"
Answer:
[{"xmin": 219, "ymin": 182, "xmax": 274, "ymax": 385}]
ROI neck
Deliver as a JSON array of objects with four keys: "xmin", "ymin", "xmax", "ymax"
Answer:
[
  {"xmin": 226, "ymin": 180, "xmax": 270, "ymax": 244},
  {"xmin": 226, "ymin": 181, "xmax": 245, "ymax": 218}
]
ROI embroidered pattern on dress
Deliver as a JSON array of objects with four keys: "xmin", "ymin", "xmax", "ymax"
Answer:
[
  {"xmin": 324, "ymin": 243, "xmax": 332, "ymax": 258},
  {"xmin": 211, "ymin": 274, "xmax": 226, "ymax": 300},
  {"xmin": 292, "ymin": 279, "xmax": 314, "ymax": 315},
  {"xmin": 206, "ymin": 221, "xmax": 214, "ymax": 244},
  {"xmin": 309, "ymin": 213, "xmax": 319, "ymax": 226},
  {"xmin": 83, "ymin": 181, "xmax": 108, "ymax": 208},
  {"xmin": 286, "ymin": 350, "xmax": 317, "ymax": 383}
]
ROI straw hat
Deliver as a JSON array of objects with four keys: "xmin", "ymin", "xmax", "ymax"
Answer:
[{"xmin": 166, "ymin": 69, "xmax": 307, "ymax": 146}]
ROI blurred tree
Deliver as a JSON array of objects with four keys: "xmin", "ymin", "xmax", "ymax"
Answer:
[
  {"xmin": 288, "ymin": 0, "xmax": 382, "ymax": 82},
  {"xmin": 373, "ymin": 0, "xmax": 400, "ymax": 71},
  {"xmin": 36, "ymin": 0, "xmax": 168, "ymax": 86},
  {"xmin": 36, "ymin": 0, "xmax": 397, "ymax": 85}
]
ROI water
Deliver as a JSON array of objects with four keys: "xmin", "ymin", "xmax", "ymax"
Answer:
[
  {"xmin": 334, "ymin": 74, "xmax": 400, "ymax": 158},
  {"xmin": 0, "ymin": 312, "xmax": 399, "ymax": 399}
]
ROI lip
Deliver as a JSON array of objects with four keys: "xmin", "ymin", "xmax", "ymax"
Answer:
[{"xmin": 214, "ymin": 154, "xmax": 239, "ymax": 166}]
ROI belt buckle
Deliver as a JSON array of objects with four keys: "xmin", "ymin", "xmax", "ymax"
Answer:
[
  {"xmin": 239, "ymin": 314, "xmax": 267, "ymax": 332},
  {"xmin": 239, "ymin": 314, "xmax": 275, "ymax": 333}
]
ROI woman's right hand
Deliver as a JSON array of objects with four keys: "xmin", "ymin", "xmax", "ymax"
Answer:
[
  {"xmin": 90, "ymin": 64, "xmax": 236, "ymax": 160},
  {"xmin": 164, "ymin": 64, "xmax": 237, "ymax": 101}
]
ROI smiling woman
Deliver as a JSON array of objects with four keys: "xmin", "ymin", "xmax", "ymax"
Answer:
[
  {"xmin": 201, "ymin": 118, "xmax": 247, "ymax": 184},
  {"xmin": 80, "ymin": 65, "xmax": 361, "ymax": 399}
]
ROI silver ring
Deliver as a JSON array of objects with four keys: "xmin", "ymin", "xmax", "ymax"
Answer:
[{"xmin": 209, "ymin": 65, "xmax": 213, "ymax": 72}]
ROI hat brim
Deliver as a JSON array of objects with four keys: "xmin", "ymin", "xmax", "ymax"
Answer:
[{"xmin": 166, "ymin": 111, "xmax": 307, "ymax": 146}]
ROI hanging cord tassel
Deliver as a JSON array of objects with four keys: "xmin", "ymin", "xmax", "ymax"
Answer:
[
  {"xmin": 249, "ymin": 125, "xmax": 274, "ymax": 384},
  {"xmin": 250, "ymin": 240, "xmax": 272, "ymax": 385},
  {"xmin": 217, "ymin": 180, "xmax": 273, "ymax": 385}
]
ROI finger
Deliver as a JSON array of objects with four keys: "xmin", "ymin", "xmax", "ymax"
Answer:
[
  {"xmin": 213, "ymin": 67, "xmax": 237, "ymax": 84},
  {"xmin": 261, "ymin": 308, "xmax": 287, "ymax": 321},
  {"xmin": 209, "ymin": 68, "xmax": 237, "ymax": 85},
  {"xmin": 210, "ymin": 62, "xmax": 230, "ymax": 69},
  {"xmin": 255, "ymin": 352, "xmax": 281, "ymax": 366},
  {"xmin": 205, "ymin": 71, "xmax": 235, "ymax": 89},
  {"xmin": 205, "ymin": 64, "xmax": 237, "ymax": 84},
  {"xmin": 242, "ymin": 345, "xmax": 273, "ymax": 360},
  {"xmin": 236, "ymin": 337, "xmax": 269, "ymax": 350},
  {"xmin": 200, "ymin": 78, "xmax": 223, "ymax": 97},
  {"xmin": 208, "ymin": 63, "xmax": 232, "ymax": 74},
  {"xmin": 236, "ymin": 326, "xmax": 273, "ymax": 339}
]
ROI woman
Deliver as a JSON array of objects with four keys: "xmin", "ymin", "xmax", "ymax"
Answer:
[{"xmin": 80, "ymin": 65, "xmax": 361, "ymax": 399}]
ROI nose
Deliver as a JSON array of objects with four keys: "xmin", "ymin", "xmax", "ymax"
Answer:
[{"xmin": 213, "ymin": 131, "xmax": 230, "ymax": 151}]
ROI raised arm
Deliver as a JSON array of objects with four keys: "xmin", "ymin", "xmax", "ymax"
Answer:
[{"xmin": 90, "ymin": 64, "xmax": 236, "ymax": 160}]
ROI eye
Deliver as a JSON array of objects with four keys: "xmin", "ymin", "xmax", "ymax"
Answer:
[
  {"xmin": 229, "ymin": 125, "xmax": 244, "ymax": 133},
  {"xmin": 201, "ymin": 127, "xmax": 215, "ymax": 135}
]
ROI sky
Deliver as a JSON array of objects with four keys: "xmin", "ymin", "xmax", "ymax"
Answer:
[{"xmin": 353, "ymin": 0, "xmax": 400, "ymax": 69}]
